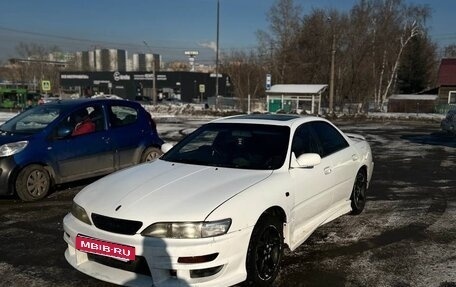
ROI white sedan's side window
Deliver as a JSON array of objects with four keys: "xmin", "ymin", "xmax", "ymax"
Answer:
[
  {"xmin": 291, "ymin": 124, "xmax": 321, "ymax": 157},
  {"xmin": 311, "ymin": 121, "xmax": 349, "ymax": 157}
]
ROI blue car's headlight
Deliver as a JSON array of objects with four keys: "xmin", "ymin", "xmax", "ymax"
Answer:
[
  {"xmin": 0, "ymin": 141, "xmax": 28, "ymax": 157},
  {"xmin": 141, "ymin": 219, "xmax": 232, "ymax": 239}
]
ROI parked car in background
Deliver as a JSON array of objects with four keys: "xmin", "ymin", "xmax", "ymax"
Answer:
[
  {"xmin": 134, "ymin": 95, "xmax": 152, "ymax": 105},
  {"xmin": 0, "ymin": 98, "xmax": 164, "ymax": 201},
  {"xmin": 441, "ymin": 108, "xmax": 456, "ymax": 134},
  {"xmin": 63, "ymin": 114, "xmax": 374, "ymax": 287}
]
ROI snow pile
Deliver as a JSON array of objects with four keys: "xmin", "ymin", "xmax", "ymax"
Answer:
[
  {"xmin": 367, "ymin": 112, "xmax": 445, "ymax": 121},
  {"xmin": 142, "ymin": 103, "xmax": 241, "ymax": 120}
]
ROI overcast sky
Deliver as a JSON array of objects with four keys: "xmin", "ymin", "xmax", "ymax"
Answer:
[{"xmin": 0, "ymin": 0, "xmax": 454, "ymax": 63}]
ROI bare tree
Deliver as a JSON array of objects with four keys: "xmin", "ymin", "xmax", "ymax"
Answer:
[
  {"xmin": 220, "ymin": 50, "xmax": 265, "ymax": 112},
  {"xmin": 257, "ymin": 0, "xmax": 302, "ymax": 84},
  {"xmin": 444, "ymin": 44, "xmax": 456, "ymax": 58},
  {"xmin": 12, "ymin": 42, "xmax": 64, "ymax": 93},
  {"xmin": 380, "ymin": 21, "xmax": 420, "ymax": 106},
  {"xmin": 234, "ymin": 0, "xmax": 437, "ymax": 114},
  {"xmin": 367, "ymin": 0, "xmax": 431, "ymax": 108}
]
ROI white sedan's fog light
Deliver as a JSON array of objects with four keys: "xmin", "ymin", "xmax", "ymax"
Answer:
[
  {"xmin": 190, "ymin": 265, "xmax": 224, "ymax": 278},
  {"xmin": 178, "ymin": 253, "xmax": 218, "ymax": 264}
]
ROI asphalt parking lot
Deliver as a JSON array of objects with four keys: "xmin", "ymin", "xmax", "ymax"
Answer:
[{"xmin": 0, "ymin": 119, "xmax": 455, "ymax": 287}]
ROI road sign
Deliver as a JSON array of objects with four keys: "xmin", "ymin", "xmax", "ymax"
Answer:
[
  {"xmin": 41, "ymin": 80, "xmax": 51, "ymax": 91},
  {"xmin": 266, "ymin": 74, "xmax": 272, "ymax": 90},
  {"xmin": 199, "ymin": 84, "xmax": 205, "ymax": 93}
]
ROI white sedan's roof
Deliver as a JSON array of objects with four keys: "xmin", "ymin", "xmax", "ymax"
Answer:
[{"xmin": 211, "ymin": 114, "xmax": 323, "ymax": 127}]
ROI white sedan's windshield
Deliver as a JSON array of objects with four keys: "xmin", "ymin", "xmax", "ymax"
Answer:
[{"xmin": 162, "ymin": 123, "xmax": 290, "ymax": 170}]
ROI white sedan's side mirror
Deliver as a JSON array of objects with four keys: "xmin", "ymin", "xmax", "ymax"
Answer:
[
  {"xmin": 291, "ymin": 153, "xmax": 321, "ymax": 168},
  {"xmin": 161, "ymin": 143, "xmax": 173, "ymax": 153}
]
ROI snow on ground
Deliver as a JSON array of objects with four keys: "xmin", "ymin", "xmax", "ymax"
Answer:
[
  {"xmin": 0, "ymin": 111, "xmax": 19, "ymax": 124},
  {"xmin": 367, "ymin": 112, "xmax": 445, "ymax": 121},
  {"xmin": 0, "ymin": 109, "xmax": 446, "ymax": 126}
]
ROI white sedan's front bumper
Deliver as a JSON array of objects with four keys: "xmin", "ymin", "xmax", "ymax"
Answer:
[{"xmin": 63, "ymin": 213, "xmax": 253, "ymax": 287}]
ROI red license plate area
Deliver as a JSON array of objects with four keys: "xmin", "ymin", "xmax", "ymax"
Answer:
[{"xmin": 76, "ymin": 234, "xmax": 135, "ymax": 261}]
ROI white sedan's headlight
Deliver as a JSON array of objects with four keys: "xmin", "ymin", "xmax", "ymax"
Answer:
[
  {"xmin": 71, "ymin": 202, "xmax": 92, "ymax": 225},
  {"xmin": 141, "ymin": 219, "xmax": 231, "ymax": 239},
  {"xmin": 0, "ymin": 141, "xmax": 28, "ymax": 157}
]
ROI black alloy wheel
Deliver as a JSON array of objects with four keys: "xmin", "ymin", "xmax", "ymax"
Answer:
[
  {"xmin": 245, "ymin": 215, "xmax": 283, "ymax": 286},
  {"xmin": 351, "ymin": 170, "xmax": 367, "ymax": 215}
]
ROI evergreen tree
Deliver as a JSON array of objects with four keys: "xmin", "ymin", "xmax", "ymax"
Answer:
[{"xmin": 396, "ymin": 35, "xmax": 436, "ymax": 94}]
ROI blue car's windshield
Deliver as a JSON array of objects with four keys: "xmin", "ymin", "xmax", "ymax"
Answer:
[
  {"xmin": 0, "ymin": 106, "xmax": 62, "ymax": 134},
  {"xmin": 161, "ymin": 123, "xmax": 290, "ymax": 170}
]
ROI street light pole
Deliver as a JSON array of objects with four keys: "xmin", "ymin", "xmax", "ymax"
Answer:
[{"xmin": 143, "ymin": 41, "xmax": 157, "ymax": 105}]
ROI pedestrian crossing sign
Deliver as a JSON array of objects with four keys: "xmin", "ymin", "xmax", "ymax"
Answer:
[{"xmin": 41, "ymin": 80, "xmax": 51, "ymax": 91}]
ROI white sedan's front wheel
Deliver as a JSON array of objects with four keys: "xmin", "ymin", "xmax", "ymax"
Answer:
[{"xmin": 245, "ymin": 215, "xmax": 283, "ymax": 286}]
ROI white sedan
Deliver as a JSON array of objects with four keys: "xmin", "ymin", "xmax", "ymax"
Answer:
[{"xmin": 63, "ymin": 114, "xmax": 374, "ymax": 287}]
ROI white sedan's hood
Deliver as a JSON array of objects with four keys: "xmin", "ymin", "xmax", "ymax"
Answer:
[{"xmin": 76, "ymin": 159, "xmax": 271, "ymax": 225}]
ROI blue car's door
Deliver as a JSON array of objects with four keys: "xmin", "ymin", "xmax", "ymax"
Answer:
[
  {"xmin": 49, "ymin": 105, "xmax": 115, "ymax": 182},
  {"xmin": 106, "ymin": 103, "xmax": 147, "ymax": 169}
]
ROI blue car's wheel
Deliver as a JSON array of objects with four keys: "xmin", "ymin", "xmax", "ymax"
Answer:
[
  {"xmin": 141, "ymin": 147, "xmax": 162, "ymax": 162},
  {"xmin": 16, "ymin": 164, "xmax": 51, "ymax": 201}
]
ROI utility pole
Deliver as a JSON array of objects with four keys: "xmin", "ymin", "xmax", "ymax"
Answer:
[
  {"xmin": 143, "ymin": 41, "xmax": 157, "ymax": 105},
  {"xmin": 327, "ymin": 16, "xmax": 336, "ymax": 115},
  {"xmin": 215, "ymin": 0, "xmax": 220, "ymax": 98},
  {"xmin": 329, "ymin": 33, "xmax": 335, "ymax": 114}
]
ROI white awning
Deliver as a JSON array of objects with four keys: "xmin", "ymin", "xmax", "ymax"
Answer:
[{"xmin": 267, "ymin": 84, "xmax": 328, "ymax": 95}]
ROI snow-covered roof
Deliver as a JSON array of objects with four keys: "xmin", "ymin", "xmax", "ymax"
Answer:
[
  {"xmin": 389, "ymin": 94, "xmax": 438, "ymax": 101},
  {"xmin": 267, "ymin": 84, "xmax": 328, "ymax": 95}
]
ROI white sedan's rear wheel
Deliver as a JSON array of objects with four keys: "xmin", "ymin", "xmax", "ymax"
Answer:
[{"xmin": 351, "ymin": 170, "xmax": 367, "ymax": 215}]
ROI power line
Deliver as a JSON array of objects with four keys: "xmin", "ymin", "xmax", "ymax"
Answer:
[
  {"xmin": 0, "ymin": 26, "xmax": 259, "ymax": 54},
  {"xmin": 0, "ymin": 26, "xmax": 200, "ymax": 51}
]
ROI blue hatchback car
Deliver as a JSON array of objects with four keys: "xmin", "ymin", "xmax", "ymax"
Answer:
[{"xmin": 0, "ymin": 98, "xmax": 164, "ymax": 201}]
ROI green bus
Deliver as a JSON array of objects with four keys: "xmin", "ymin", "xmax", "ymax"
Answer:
[{"xmin": 0, "ymin": 84, "xmax": 41, "ymax": 109}]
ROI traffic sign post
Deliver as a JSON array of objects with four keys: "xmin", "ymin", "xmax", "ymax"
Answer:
[
  {"xmin": 199, "ymin": 84, "xmax": 205, "ymax": 103},
  {"xmin": 266, "ymin": 74, "xmax": 271, "ymax": 90}
]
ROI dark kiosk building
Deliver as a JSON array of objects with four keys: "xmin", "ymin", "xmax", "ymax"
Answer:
[{"xmin": 60, "ymin": 71, "xmax": 231, "ymax": 103}]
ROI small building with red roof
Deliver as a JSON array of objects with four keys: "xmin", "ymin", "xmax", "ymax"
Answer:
[{"xmin": 437, "ymin": 58, "xmax": 456, "ymax": 106}]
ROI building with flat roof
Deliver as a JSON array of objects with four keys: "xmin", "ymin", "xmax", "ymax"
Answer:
[{"xmin": 60, "ymin": 71, "xmax": 231, "ymax": 103}]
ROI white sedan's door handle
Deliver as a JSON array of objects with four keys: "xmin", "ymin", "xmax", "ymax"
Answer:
[
  {"xmin": 352, "ymin": 154, "xmax": 359, "ymax": 161},
  {"xmin": 324, "ymin": 167, "xmax": 332, "ymax": 175}
]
